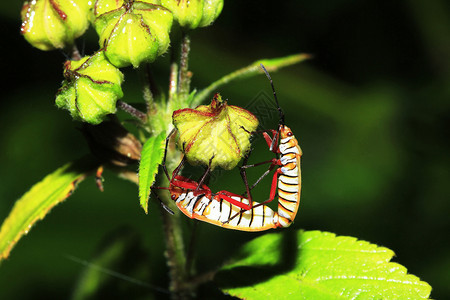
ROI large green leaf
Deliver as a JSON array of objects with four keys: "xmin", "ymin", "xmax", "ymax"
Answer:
[
  {"xmin": 138, "ymin": 132, "xmax": 166, "ymax": 214},
  {"xmin": 217, "ymin": 230, "xmax": 432, "ymax": 299},
  {"xmin": 0, "ymin": 157, "xmax": 99, "ymax": 261},
  {"xmin": 193, "ymin": 53, "xmax": 311, "ymax": 106}
]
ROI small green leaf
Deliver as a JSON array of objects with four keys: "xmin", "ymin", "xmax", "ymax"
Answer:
[
  {"xmin": 217, "ymin": 230, "xmax": 432, "ymax": 299},
  {"xmin": 138, "ymin": 132, "xmax": 166, "ymax": 214},
  {"xmin": 0, "ymin": 157, "xmax": 99, "ymax": 261},
  {"xmin": 194, "ymin": 53, "xmax": 311, "ymax": 106}
]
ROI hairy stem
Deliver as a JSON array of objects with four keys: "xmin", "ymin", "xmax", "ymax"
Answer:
[
  {"xmin": 182, "ymin": 270, "xmax": 216, "ymax": 291},
  {"xmin": 116, "ymin": 100, "xmax": 147, "ymax": 123},
  {"xmin": 178, "ymin": 32, "xmax": 191, "ymax": 98},
  {"xmin": 112, "ymin": 167, "xmax": 190, "ymax": 299},
  {"xmin": 159, "ymin": 191, "xmax": 189, "ymax": 300},
  {"xmin": 169, "ymin": 62, "xmax": 179, "ymax": 102}
]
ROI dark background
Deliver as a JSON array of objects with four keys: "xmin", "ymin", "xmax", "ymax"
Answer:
[{"xmin": 0, "ymin": 1, "xmax": 449, "ymax": 299}]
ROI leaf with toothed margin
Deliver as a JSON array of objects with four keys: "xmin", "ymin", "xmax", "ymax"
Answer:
[
  {"xmin": 138, "ymin": 132, "xmax": 166, "ymax": 214},
  {"xmin": 217, "ymin": 230, "xmax": 432, "ymax": 299},
  {"xmin": 0, "ymin": 157, "xmax": 100, "ymax": 261}
]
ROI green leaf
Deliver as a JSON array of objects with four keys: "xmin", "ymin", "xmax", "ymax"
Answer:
[
  {"xmin": 138, "ymin": 132, "xmax": 166, "ymax": 214},
  {"xmin": 217, "ymin": 230, "xmax": 432, "ymax": 299},
  {"xmin": 193, "ymin": 53, "xmax": 311, "ymax": 106},
  {"xmin": 0, "ymin": 157, "xmax": 99, "ymax": 261}
]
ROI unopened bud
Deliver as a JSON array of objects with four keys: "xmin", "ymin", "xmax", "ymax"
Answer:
[
  {"xmin": 161, "ymin": 0, "xmax": 223, "ymax": 30},
  {"xmin": 94, "ymin": 0, "xmax": 173, "ymax": 68},
  {"xmin": 172, "ymin": 93, "xmax": 259, "ymax": 170},
  {"xmin": 56, "ymin": 51, "xmax": 124, "ymax": 124},
  {"xmin": 21, "ymin": 0, "xmax": 91, "ymax": 51}
]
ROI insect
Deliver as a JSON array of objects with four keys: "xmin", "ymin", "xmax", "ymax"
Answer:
[
  {"xmin": 170, "ymin": 175, "xmax": 282, "ymax": 231},
  {"xmin": 154, "ymin": 64, "xmax": 302, "ymax": 230},
  {"xmin": 227, "ymin": 64, "xmax": 303, "ymax": 228},
  {"xmin": 153, "ymin": 131, "xmax": 283, "ymax": 231}
]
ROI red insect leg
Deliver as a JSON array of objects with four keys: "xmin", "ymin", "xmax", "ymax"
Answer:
[
  {"xmin": 171, "ymin": 175, "xmax": 212, "ymax": 197},
  {"xmin": 262, "ymin": 129, "xmax": 280, "ymax": 153},
  {"xmin": 268, "ymin": 167, "xmax": 282, "ymax": 204},
  {"xmin": 215, "ymin": 190, "xmax": 253, "ymax": 210}
]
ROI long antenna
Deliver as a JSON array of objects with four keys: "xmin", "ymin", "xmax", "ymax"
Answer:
[{"xmin": 260, "ymin": 63, "xmax": 285, "ymax": 125}]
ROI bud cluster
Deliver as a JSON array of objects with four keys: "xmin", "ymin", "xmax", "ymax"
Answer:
[{"xmin": 20, "ymin": 0, "xmax": 224, "ymax": 124}]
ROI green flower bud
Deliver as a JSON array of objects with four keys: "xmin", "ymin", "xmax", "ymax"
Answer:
[
  {"xmin": 161, "ymin": 0, "xmax": 223, "ymax": 30},
  {"xmin": 56, "ymin": 51, "xmax": 124, "ymax": 124},
  {"xmin": 172, "ymin": 93, "xmax": 259, "ymax": 170},
  {"xmin": 94, "ymin": 0, "xmax": 173, "ymax": 68},
  {"xmin": 21, "ymin": 0, "xmax": 91, "ymax": 51}
]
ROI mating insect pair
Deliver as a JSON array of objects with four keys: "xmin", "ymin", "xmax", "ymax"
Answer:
[{"xmin": 155, "ymin": 65, "xmax": 302, "ymax": 232}]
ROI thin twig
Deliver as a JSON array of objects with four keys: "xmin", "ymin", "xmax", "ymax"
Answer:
[
  {"xmin": 182, "ymin": 270, "xmax": 217, "ymax": 291},
  {"xmin": 116, "ymin": 100, "xmax": 147, "ymax": 123}
]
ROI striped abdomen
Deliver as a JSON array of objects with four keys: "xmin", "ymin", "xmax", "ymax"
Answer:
[
  {"xmin": 276, "ymin": 126, "xmax": 302, "ymax": 227},
  {"xmin": 173, "ymin": 190, "xmax": 279, "ymax": 232}
]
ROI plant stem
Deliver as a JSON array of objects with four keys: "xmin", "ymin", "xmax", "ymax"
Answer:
[
  {"xmin": 112, "ymin": 167, "xmax": 190, "ymax": 299},
  {"xmin": 116, "ymin": 100, "xmax": 147, "ymax": 123},
  {"xmin": 182, "ymin": 270, "xmax": 216, "ymax": 291},
  {"xmin": 159, "ymin": 193, "xmax": 189, "ymax": 300},
  {"xmin": 178, "ymin": 32, "xmax": 191, "ymax": 98},
  {"xmin": 169, "ymin": 62, "xmax": 179, "ymax": 102}
]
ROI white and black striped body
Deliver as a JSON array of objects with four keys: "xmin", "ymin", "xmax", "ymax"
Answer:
[
  {"xmin": 170, "ymin": 187, "xmax": 279, "ymax": 232},
  {"xmin": 275, "ymin": 125, "xmax": 302, "ymax": 227},
  {"xmin": 167, "ymin": 125, "xmax": 302, "ymax": 231}
]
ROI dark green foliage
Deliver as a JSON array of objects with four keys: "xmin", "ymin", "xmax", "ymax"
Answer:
[{"xmin": 0, "ymin": 0, "xmax": 448, "ymax": 299}]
